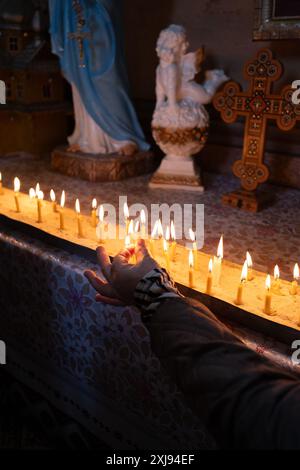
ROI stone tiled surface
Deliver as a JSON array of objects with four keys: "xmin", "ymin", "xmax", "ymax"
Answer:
[{"xmin": 1, "ymin": 153, "xmax": 300, "ymax": 280}]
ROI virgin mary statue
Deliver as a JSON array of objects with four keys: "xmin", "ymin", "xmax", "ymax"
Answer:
[{"xmin": 49, "ymin": 0, "xmax": 149, "ymax": 155}]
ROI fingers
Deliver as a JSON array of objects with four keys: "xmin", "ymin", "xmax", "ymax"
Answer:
[
  {"xmin": 135, "ymin": 238, "xmax": 151, "ymax": 263},
  {"xmin": 113, "ymin": 246, "xmax": 135, "ymax": 268},
  {"xmin": 96, "ymin": 246, "xmax": 112, "ymax": 281},
  {"xmin": 84, "ymin": 270, "xmax": 117, "ymax": 298},
  {"xmin": 95, "ymin": 293, "xmax": 124, "ymax": 306}
]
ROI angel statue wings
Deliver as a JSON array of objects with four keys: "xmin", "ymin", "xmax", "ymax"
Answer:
[{"xmin": 49, "ymin": 0, "xmax": 149, "ymax": 156}]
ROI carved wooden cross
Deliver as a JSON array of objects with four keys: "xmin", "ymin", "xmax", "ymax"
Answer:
[
  {"xmin": 68, "ymin": 30, "xmax": 92, "ymax": 68},
  {"xmin": 213, "ymin": 48, "xmax": 300, "ymax": 211}
]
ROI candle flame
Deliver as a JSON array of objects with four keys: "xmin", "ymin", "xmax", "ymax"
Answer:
[
  {"xmin": 14, "ymin": 177, "xmax": 20, "ymax": 193},
  {"xmin": 163, "ymin": 238, "xmax": 168, "ymax": 253},
  {"xmin": 217, "ymin": 235, "xmax": 223, "ymax": 259},
  {"xmin": 189, "ymin": 249, "xmax": 194, "ymax": 269},
  {"xmin": 241, "ymin": 260, "xmax": 248, "ymax": 282},
  {"xmin": 208, "ymin": 258, "xmax": 213, "ymax": 273},
  {"xmin": 265, "ymin": 274, "xmax": 271, "ymax": 291},
  {"xmin": 140, "ymin": 209, "xmax": 146, "ymax": 225},
  {"xmin": 98, "ymin": 204, "xmax": 104, "ymax": 222},
  {"xmin": 274, "ymin": 264, "xmax": 280, "ymax": 280},
  {"xmin": 0, "ymin": 172, "xmax": 2, "ymax": 182},
  {"xmin": 92, "ymin": 198, "xmax": 97, "ymax": 209},
  {"xmin": 50, "ymin": 189, "xmax": 55, "ymax": 202},
  {"xmin": 60, "ymin": 190, "xmax": 65, "ymax": 208},
  {"xmin": 35, "ymin": 182, "xmax": 40, "ymax": 195},
  {"xmin": 123, "ymin": 202, "xmax": 129, "ymax": 219},
  {"xmin": 246, "ymin": 251, "xmax": 253, "ymax": 268},
  {"xmin": 170, "ymin": 220, "xmax": 176, "ymax": 240},
  {"xmin": 294, "ymin": 263, "xmax": 300, "ymax": 280},
  {"xmin": 29, "ymin": 188, "xmax": 35, "ymax": 199},
  {"xmin": 75, "ymin": 198, "xmax": 80, "ymax": 214},
  {"xmin": 189, "ymin": 228, "xmax": 195, "ymax": 242},
  {"xmin": 165, "ymin": 225, "xmax": 170, "ymax": 241},
  {"xmin": 37, "ymin": 190, "xmax": 44, "ymax": 200}
]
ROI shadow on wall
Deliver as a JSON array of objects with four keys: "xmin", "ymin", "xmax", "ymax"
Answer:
[{"xmin": 123, "ymin": 0, "xmax": 175, "ymax": 101}]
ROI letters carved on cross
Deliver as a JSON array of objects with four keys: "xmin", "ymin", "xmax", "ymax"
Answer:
[{"xmin": 213, "ymin": 48, "xmax": 300, "ymax": 211}]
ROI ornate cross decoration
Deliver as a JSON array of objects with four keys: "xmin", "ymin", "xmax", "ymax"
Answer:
[
  {"xmin": 213, "ymin": 48, "xmax": 300, "ymax": 211},
  {"xmin": 68, "ymin": 0, "xmax": 92, "ymax": 68}
]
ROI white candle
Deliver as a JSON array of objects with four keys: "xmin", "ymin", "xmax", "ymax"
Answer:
[
  {"xmin": 50, "ymin": 189, "xmax": 57, "ymax": 213},
  {"xmin": 124, "ymin": 202, "xmax": 129, "ymax": 235},
  {"xmin": 188, "ymin": 249, "xmax": 195, "ymax": 288},
  {"xmin": 14, "ymin": 177, "xmax": 21, "ymax": 212},
  {"xmin": 91, "ymin": 198, "xmax": 97, "ymax": 228},
  {"xmin": 75, "ymin": 198, "xmax": 84, "ymax": 238},
  {"xmin": 235, "ymin": 260, "xmax": 248, "ymax": 305},
  {"xmin": 140, "ymin": 209, "xmax": 146, "ymax": 238},
  {"xmin": 97, "ymin": 204, "xmax": 104, "ymax": 242},
  {"xmin": 213, "ymin": 235, "xmax": 223, "ymax": 286},
  {"xmin": 59, "ymin": 190, "xmax": 65, "ymax": 230},
  {"xmin": 37, "ymin": 190, "xmax": 44, "ymax": 223},
  {"xmin": 290, "ymin": 263, "xmax": 299, "ymax": 295},
  {"xmin": 264, "ymin": 274, "xmax": 272, "ymax": 315},
  {"xmin": 170, "ymin": 220, "xmax": 177, "ymax": 261},
  {"xmin": 246, "ymin": 251, "xmax": 254, "ymax": 281}
]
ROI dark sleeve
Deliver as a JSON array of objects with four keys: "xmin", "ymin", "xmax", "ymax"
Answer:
[{"xmin": 146, "ymin": 297, "xmax": 300, "ymax": 449}]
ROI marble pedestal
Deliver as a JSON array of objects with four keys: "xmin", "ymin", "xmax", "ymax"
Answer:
[
  {"xmin": 149, "ymin": 154, "xmax": 204, "ymax": 192},
  {"xmin": 51, "ymin": 146, "xmax": 158, "ymax": 182}
]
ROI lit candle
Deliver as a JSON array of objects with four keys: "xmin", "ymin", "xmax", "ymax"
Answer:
[
  {"xmin": 128, "ymin": 219, "xmax": 134, "ymax": 243},
  {"xmin": 263, "ymin": 274, "xmax": 272, "ymax": 315},
  {"xmin": 213, "ymin": 235, "xmax": 223, "ymax": 286},
  {"xmin": 290, "ymin": 263, "xmax": 299, "ymax": 295},
  {"xmin": 272, "ymin": 264, "xmax": 281, "ymax": 293},
  {"xmin": 75, "ymin": 198, "xmax": 84, "ymax": 238},
  {"xmin": 170, "ymin": 220, "xmax": 177, "ymax": 261},
  {"xmin": 157, "ymin": 219, "xmax": 164, "ymax": 252},
  {"xmin": 91, "ymin": 198, "xmax": 97, "ymax": 228},
  {"xmin": 59, "ymin": 190, "xmax": 65, "ymax": 230},
  {"xmin": 97, "ymin": 205, "xmax": 104, "ymax": 242},
  {"xmin": 149, "ymin": 220, "xmax": 158, "ymax": 257},
  {"xmin": 14, "ymin": 177, "xmax": 21, "ymax": 212},
  {"xmin": 124, "ymin": 202, "xmax": 129, "ymax": 235},
  {"xmin": 37, "ymin": 190, "xmax": 44, "ymax": 223},
  {"xmin": 163, "ymin": 237, "xmax": 170, "ymax": 272},
  {"xmin": 189, "ymin": 228, "xmax": 198, "ymax": 269},
  {"xmin": 206, "ymin": 258, "xmax": 213, "ymax": 295},
  {"xmin": 140, "ymin": 209, "xmax": 146, "ymax": 238},
  {"xmin": 246, "ymin": 251, "xmax": 254, "ymax": 281},
  {"xmin": 29, "ymin": 188, "xmax": 36, "ymax": 199},
  {"xmin": 235, "ymin": 260, "xmax": 248, "ymax": 306},
  {"xmin": 188, "ymin": 249, "xmax": 195, "ymax": 288},
  {"xmin": 35, "ymin": 182, "xmax": 40, "ymax": 195},
  {"xmin": 0, "ymin": 172, "xmax": 3, "ymax": 195},
  {"xmin": 50, "ymin": 189, "xmax": 57, "ymax": 213}
]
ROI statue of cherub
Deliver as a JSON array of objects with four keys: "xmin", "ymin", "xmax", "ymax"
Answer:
[{"xmin": 151, "ymin": 24, "xmax": 228, "ymax": 191}]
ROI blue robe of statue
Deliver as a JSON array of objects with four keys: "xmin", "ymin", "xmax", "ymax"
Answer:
[{"xmin": 49, "ymin": 0, "xmax": 149, "ymax": 153}]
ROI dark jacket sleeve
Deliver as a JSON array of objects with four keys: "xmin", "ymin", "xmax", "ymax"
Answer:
[{"xmin": 146, "ymin": 297, "xmax": 300, "ymax": 449}]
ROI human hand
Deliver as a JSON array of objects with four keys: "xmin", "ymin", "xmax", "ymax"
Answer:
[{"xmin": 84, "ymin": 239, "xmax": 159, "ymax": 306}]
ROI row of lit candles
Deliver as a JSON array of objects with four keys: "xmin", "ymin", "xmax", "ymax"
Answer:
[{"xmin": 3, "ymin": 175, "xmax": 300, "ymax": 317}]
